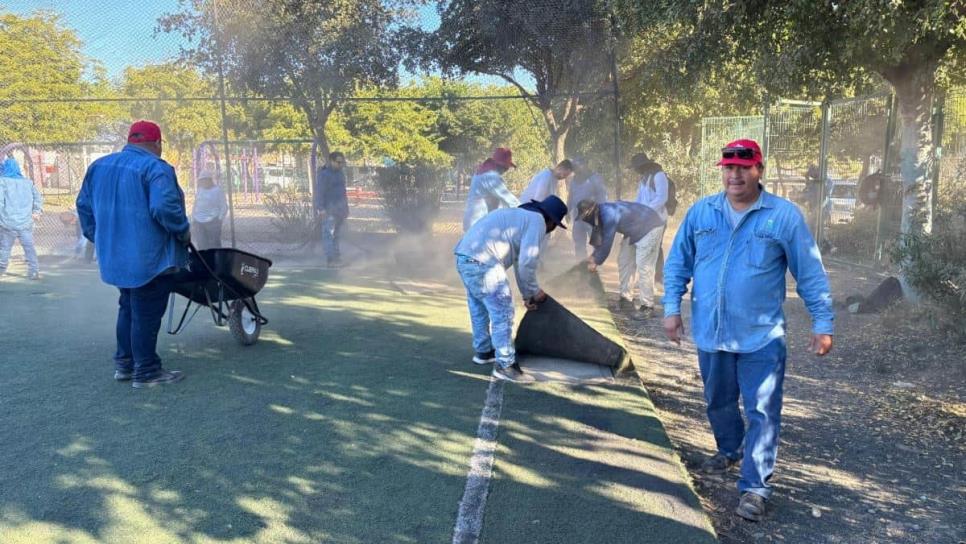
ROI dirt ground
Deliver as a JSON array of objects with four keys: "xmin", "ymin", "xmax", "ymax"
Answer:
[{"xmin": 605, "ymin": 263, "xmax": 965, "ymax": 544}]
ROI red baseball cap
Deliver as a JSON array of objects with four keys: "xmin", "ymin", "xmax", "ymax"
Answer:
[
  {"xmin": 717, "ymin": 139, "xmax": 762, "ymax": 167},
  {"xmin": 128, "ymin": 120, "xmax": 162, "ymax": 143},
  {"xmin": 491, "ymin": 147, "xmax": 516, "ymax": 169}
]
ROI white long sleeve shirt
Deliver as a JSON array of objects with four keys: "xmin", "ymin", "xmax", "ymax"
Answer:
[
  {"xmin": 463, "ymin": 170, "xmax": 520, "ymax": 231},
  {"xmin": 192, "ymin": 185, "xmax": 228, "ymax": 223},
  {"xmin": 635, "ymin": 171, "xmax": 669, "ymax": 221},
  {"xmin": 454, "ymin": 207, "xmax": 545, "ymax": 299},
  {"xmin": 519, "ymin": 168, "xmax": 557, "ymax": 203}
]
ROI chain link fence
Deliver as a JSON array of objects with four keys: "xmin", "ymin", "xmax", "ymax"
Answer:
[
  {"xmin": 1, "ymin": 1, "xmax": 623, "ymax": 263},
  {"xmin": 699, "ymin": 88, "xmax": 964, "ymax": 270},
  {"xmin": 938, "ymin": 87, "xmax": 966, "ymax": 224},
  {"xmin": 698, "ymin": 116, "xmax": 764, "ymax": 195}
]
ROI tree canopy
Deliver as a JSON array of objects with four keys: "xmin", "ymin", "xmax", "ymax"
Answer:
[
  {"xmin": 423, "ymin": 0, "xmax": 614, "ymax": 161},
  {"xmin": 159, "ymin": 0, "xmax": 411, "ymax": 157},
  {"xmin": 0, "ymin": 11, "xmax": 117, "ymax": 144}
]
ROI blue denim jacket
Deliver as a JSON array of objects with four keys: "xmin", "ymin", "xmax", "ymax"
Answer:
[
  {"xmin": 313, "ymin": 166, "xmax": 349, "ymax": 219},
  {"xmin": 663, "ymin": 190, "xmax": 834, "ymax": 353},
  {"xmin": 76, "ymin": 145, "xmax": 190, "ymax": 289}
]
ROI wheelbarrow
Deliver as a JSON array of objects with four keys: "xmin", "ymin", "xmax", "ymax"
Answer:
[{"xmin": 167, "ymin": 244, "xmax": 273, "ymax": 345}]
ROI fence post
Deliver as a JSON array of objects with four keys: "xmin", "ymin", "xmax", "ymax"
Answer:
[
  {"xmin": 874, "ymin": 94, "xmax": 898, "ymax": 264},
  {"xmin": 762, "ymin": 95, "xmax": 771, "ymax": 189},
  {"xmin": 931, "ymin": 91, "xmax": 946, "ymax": 216},
  {"xmin": 609, "ymin": 34, "xmax": 622, "ymax": 200},
  {"xmin": 815, "ymin": 100, "xmax": 831, "ymax": 242},
  {"xmin": 214, "ymin": 0, "xmax": 237, "ymax": 248}
]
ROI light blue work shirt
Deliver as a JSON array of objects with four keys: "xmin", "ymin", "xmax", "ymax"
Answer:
[{"xmin": 663, "ymin": 190, "xmax": 834, "ymax": 353}]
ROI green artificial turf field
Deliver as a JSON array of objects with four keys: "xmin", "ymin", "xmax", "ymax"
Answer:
[{"xmin": 0, "ymin": 264, "xmax": 713, "ymax": 543}]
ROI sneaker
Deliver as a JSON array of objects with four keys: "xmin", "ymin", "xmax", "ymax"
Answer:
[
  {"xmin": 493, "ymin": 363, "xmax": 535, "ymax": 383},
  {"xmin": 132, "ymin": 370, "xmax": 185, "ymax": 389},
  {"xmin": 27, "ymin": 272, "xmax": 40, "ymax": 280},
  {"xmin": 472, "ymin": 350, "xmax": 496, "ymax": 365},
  {"xmin": 701, "ymin": 452, "xmax": 741, "ymax": 474},
  {"xmin": 617, "ymin": 298, "xmax": 635, "ymax": 310},
  {"xmin": 114, "ymin": 370, "xmax": 133, "ymax": 381},
  {"xmin": 735, "ymin": 492, "xmax": 766, "ymax": 522},
  {"xmin": 638, "ymin": 305, "xmax": 655, "ymax": 316}
]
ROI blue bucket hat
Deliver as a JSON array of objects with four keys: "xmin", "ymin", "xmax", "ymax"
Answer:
[{"xmin": 521, "ymin": 195, "xmax": 569, "ymax": 230}]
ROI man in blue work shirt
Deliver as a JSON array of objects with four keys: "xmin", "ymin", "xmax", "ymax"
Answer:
[
  {"xmin": 77, "ymin": 120, "xmax": 191, "ymax": 389},
  {"xmin": 313, "ymin": 151, "xmax": 349, "ymax": 268},
  {"xmin": 662, "ymin": 139, "xmax": 834, "ymax": 522},
  {"xmin": 576, "ymin": 200, "xmax": 666, "ymax": 309}
]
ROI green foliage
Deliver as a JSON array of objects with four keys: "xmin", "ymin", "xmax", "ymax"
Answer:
[
  {"xmin": 122, "ymin": 63, "xmax": 222, "ymax": 155},
  {"xmin": 417, "ymin": 78, "xmax": 550, "ymax": 191},
  {"xmin": 890, "ymin": 227, "xmax": 966, "ymax": 339},
  {"xmin": 424, "ymin": 0, "xmax": 614, "ymax": 160},
  {"xmin": 0, "ymin": 11, "xmax": 120, "ymax": 143},
  {"xmin": 262, "ymin": 186, "xmax": 321, "ymax": 247},
  {"xmin": 376, "ymin": 164, "xmax": 446, "ymax": 233},
  {"xmin": 617, "ymin": 23, "xmax": 763, "ymax": 153},
  {"xmin": 339, "ymin": 86, "xmax": 450, "ymax": 167},
  {"xmin": 159, "ymin": 0, "xmax": 411, "ymax": 154}
]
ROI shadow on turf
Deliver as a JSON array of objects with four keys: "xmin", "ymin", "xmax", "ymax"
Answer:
[{"xmin": 3, "ymin": 268, "xmax": 716, "ymax": 542}]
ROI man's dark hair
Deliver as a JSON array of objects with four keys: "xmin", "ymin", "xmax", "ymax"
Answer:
[
  {"xmin": 557, "ymin": 159, "xmax": 574, "ymax": 171},
  {"xmin": 329, "ymin": 151, "xmax": 345, "ymax": 162}
]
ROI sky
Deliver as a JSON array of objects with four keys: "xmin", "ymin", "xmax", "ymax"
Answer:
[
  {"xmin": 0, "ymin": 1, "xmax": 535, "ymax": 89},
  {"xmin": 2, "ymin": 0, "xmax": 187, "ymax": 80}
]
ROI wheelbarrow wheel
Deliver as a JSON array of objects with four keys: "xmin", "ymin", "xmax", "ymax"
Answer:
[{"xmin": 229, "ymin": 299, "xmax": 261, "ymax": 346}]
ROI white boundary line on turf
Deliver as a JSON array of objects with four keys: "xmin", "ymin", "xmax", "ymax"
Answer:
[{"xmin": 451, "ymin": 374, "xmax": 505, "ymax": 544}]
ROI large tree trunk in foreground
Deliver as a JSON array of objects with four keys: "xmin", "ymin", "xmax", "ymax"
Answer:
[
  {"xmin": 887, "ymin": 63, "xmax": 937, "ymax": 237},
  {"xmin": 884, "ymin": 61, "xmax": 940, "ymax": 301}
]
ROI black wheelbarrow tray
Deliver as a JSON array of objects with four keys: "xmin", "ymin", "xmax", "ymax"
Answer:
[{"xmin": 166, "ymin": 244, "xmax": 273, "ymax": 345}]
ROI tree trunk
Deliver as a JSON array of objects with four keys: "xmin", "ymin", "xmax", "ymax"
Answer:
[
  {"xmin": 884, "ymin": 61, "xmax": 939, "ymax": 301},
  {"xmin": 305, "ymin": 104, "xmax": 332, "ymax": 198},
  {"xmin": 552, "ymin": 127, "xmax": 568, "ymax": 165},
  {"xmin": 312, "ymin": 119, "xmax": 331, "ymax": 162},
  {"xmin": 889, "ymin": 65, "xmax": 936, "ymax": 237}
]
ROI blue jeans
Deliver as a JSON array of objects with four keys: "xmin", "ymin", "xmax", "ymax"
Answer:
[
  {"xmin": 456, "ymin": 255, "xmax": 515, "ymax": 368},
  {"xmin": 0, "ymin": 226, "xmax": 39, "ymax": 275},
  {"xmin": 322, "ymin": 215, "xmax": 344, "ymax": 260},
  {"xmin": 698, "ymin": 338, "xmax": 786, "ymax": 499},
  {"xmin": 115, "ymin": 274, "xmax": 175, "ymax": 380}
]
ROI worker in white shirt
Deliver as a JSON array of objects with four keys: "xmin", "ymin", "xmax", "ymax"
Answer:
[{"xmin": 518, "ymin": 159, "xmax": 574, "ymax": 203}]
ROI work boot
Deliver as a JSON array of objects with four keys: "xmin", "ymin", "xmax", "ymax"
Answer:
[
  {"xmin": 638, "ymin": 305, "xmax": 655, "ymax": 317},
  {"xmin": 617, "ymin": 298, "xmax": 635, "ymax": 311},
  {"xmin": 132, "ymin": 370, "xmax": 185, "ymax": 389},
  {"xmin": 114, "ymin": 370, "xmax": 133, "ymax": 381},
  {"xmin": 472, "ymin": 350, "xmax": 496, "ymax": 365},
  {"xmin": 735, "ymin": 492, "xmax": 766, "ymax": 522},
  {"xmin": 493, "ymin": 363, "xmax": 535, "ymax": 383},
  {"xmin": 701, "ymin": 452, "xmax": 741, "ymax": 474}
]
